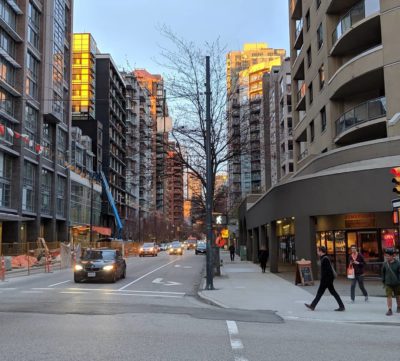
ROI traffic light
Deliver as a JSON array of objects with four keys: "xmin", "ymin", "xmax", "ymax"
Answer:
[{"xmin": 391, "ymin": 167, "xmax": 400, "ymax": 194}]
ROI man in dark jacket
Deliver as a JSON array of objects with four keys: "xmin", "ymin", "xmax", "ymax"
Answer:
[
  {"xmin": 259, "ymin": 249, "xmax": 269, "ymax": 273},
  {"xmin": 228, "ymin": 244, "xmax": 235, "ymax": 262},
  {"xmin": 382, "ymin": 248, "xmax": 400, "ymax": 316},
  {"xmin": 305, "ymin": 246, "xmax": 345, "ymax": 311},
  {"xmin": 349, "ymin": 245, "xmax": 368, "ymax": 302}
]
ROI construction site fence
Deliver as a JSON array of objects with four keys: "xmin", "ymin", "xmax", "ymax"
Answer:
[{"xmin": 0, "ymin": 241, "xmax": 142, "ymax": 280}]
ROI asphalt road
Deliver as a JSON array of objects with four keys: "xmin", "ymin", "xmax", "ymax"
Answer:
[{"xmin": 0, "ymin": 250, "xmax": 398, "ymax": 361}]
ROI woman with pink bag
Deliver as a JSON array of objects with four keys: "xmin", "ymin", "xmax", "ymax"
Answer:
[{"xmin": 348, "ymin": 245, "xmax": 368, "ymax": 303}]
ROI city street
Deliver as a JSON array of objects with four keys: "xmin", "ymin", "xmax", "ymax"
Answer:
[{"xmin": 0, "ymin": 251, "xmax": 399, "ymax": 361}]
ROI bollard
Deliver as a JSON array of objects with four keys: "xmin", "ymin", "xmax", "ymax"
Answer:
[{"xmin": 0, "ymin": 256, "xmax": 5, "ymax": 281}]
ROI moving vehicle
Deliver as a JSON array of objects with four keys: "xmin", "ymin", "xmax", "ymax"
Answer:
[
  {"xmin": 139, "ymin": 242, "xmax": 158, "ymax": 257},
  {"xmin": 160, "ymin": 243, "xmax": 168, "ymax": 251},
  {"xmin": 74, "ymin": 248, "xmax": 126, "ymax": 283},
  {"xmin": 186, "ymin": 239, "xmax": 197, "ymax": 250},
  {"xmin": 195, "ymin": 242, "xmax": 207, "ymax": 255},
  {"xmin": 168, "ymin": 241, "xmax": 184, "ymax": 255}
]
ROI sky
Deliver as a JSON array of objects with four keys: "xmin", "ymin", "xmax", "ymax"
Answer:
[{"xmin": 73, "ymin": 0, "xmax": 290, "ymax": 75}]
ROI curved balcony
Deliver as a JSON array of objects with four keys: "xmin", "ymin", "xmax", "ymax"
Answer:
[
  {"xmin": 329, "ymin": 45, "xmax": 383, "ymax": 100},
  {"xmin": 327, "ymin": 0, "xmax": 361, "ymax": 14},
  {"xmin": 331, "ymin": 0, "xmax": 380, "ymax": 57},
  {"xmin": 334, "ymin": 96, "xmax": 386, "ymax": 145}
]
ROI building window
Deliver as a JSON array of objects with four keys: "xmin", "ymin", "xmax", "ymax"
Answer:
[
  {"xmin": 0, "ymin": 0, "xmax": 17, "ymax": 30},
  {"xmin": 0, "ymin": 152, "xmax": 12, "ymax": 208},
  {"xmin": 321, "ymin": 107, "xmax": 327, "ymax": 132},
  {"xmin": 56, "ymin": 175, "xmax": 65, "ymax": 216},
  {"xmin": 319, "ymin": 64, "xmax": 325, "ymax": 89},
  {"xmin": 22, "ymin": 161, "xmax": 36, "ymax": 212},
  {"xmin": 41, "ymin": 169, "xmax": 52, "ymax": 215},
  {"xmin": 57, "ymin": 128, "xmax": 66, "ymax": 166},
  {"xmin": 25, "ymin": 104, "xmax": 38, "ymax": 152},
  {"xmin": 305, "ymin": 10, "xmax": 310, "ymax": 31},
  {"xmin": 317, "ymin": 23, "xmax": 323, "ymax": 50},
  {"xmin": 307, "ymin": 46, "xmax": 312, "ymax": 68},
  {"xmin": 0, "ymin": 57, "xmax": 15, "ymax": 87},
  {"xmin": 42, "ymin": 124, "xmax": 53, "ymax": 160},
  {"xmin": 0, "ymin": 29, "xmax": 16, "ymax": 58},
  {"xmin": 310, "ymin": 120, "xmax": 315, "ymax": 142},
  {"xmin": 26, "ymin": 52, "xmax": 39, "ymax": 100},
  {"xmin": 0, "ymin": 88, "xmax": 14, "ymax": 117},
  {"xmin": 308, "ymin": 82, "xmax": 313, "ymax": 105}
]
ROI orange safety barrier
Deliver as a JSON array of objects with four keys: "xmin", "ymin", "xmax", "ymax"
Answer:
[{"xmin": 0, "ymin": 256, "xmax": 5, "ymax": 281}]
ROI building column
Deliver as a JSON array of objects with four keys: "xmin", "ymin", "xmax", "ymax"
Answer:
[
  {"xmin": 259, "ymin": 225, "xmax": 267, "ymax": 250},
  {"xmin": 252, "ymin": 227, "xmax": 259, "ymax": 263},
  {"xmin": 268, "ymin": 221, "xmax": 279, "ymax": 273},
  {"xmin": 294, "ymin": 215, "xmax": 318, "ymax": 278},
  {"xmin": 246, "ymin": 229, "xmax": 252, "ymax": 261}
]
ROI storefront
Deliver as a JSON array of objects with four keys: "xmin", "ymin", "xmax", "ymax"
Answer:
[
  {"xmin": 315, "ymin": 213, "xmax": 398, "ymax": 276},
  {"xmin": 276, "ymin": 218, "xmax": 296, "ymax": 264}
]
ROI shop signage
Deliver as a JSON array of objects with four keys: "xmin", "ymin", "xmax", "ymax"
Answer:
[
  {"xmin": 344, "ymin": 213, "xmax": 375, "ymax": 228},
  {"xmin": 295, "ymin": 259, "xmax": 314, "ymax": 286}
]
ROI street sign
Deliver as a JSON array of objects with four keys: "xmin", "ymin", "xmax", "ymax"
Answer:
[{"xmin": 392, "ymin": 199, "xmax": 400, "ymax": 208}]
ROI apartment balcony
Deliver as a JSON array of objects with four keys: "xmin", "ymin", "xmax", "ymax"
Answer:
[
  {"xmin": 327, "ymin": 0, "xmax": 365, "ymax": 14},
  {"xmin": 329, "ymin": 45, "xmax": 383, "ymax": 100},
  {"xmin": 295, "ymin": 83, "xmax": 306, "ymax": 111},
  {"xmin": 334, "ymin": 96, "xmax": 386, "ymax": 145},
  {"xmin": 331, "ymin": 0, "xmax": 381, "ymax": 57},
  {"xmin": 290, "ymin": 0, "xmax": 302, "ymax": 20},
  {"xmin": 294, "ymin": 19, "xmax": 304, "ymax": 50}
]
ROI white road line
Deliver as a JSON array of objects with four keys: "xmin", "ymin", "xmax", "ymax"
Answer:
[
  {"xmin": 104, "ymin": 293, "xmax": 183, "ymax": 298},
  {"xmin": 118, "ymin": 259, "xmax": 179, "ymax": 291},
  {"xmin": 234, "ymin": 357, "xmax": 249, "ymax": 361},
  {"xmin": 20, "ymin": 291, "xmax": 43, "ymax": 294},
  {"xmin": 0, "ymin": 288, "xmax": 17, "ymax": 291},
  {"xmin": 48, "ymin": 280, "xmax": 71, "ymax": 287},
  {"xmin": 226, "ymin": 320, "xmax": 239, "ymax": 335},
  {"xmin": 60, "ymin": 291, "xmax": 89, "ymax": 294},
  {"xmin": 230, "ymin": 339, "xmax": 244, "ymax": 350},
  {"xmin": 226, "ymin": 320, "xmax": 248, "ymax": 361}
]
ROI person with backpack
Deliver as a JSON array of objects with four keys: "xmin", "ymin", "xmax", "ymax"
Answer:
[
  {"xmin": 305, "ymin": 246, "xmax": 345, "ymax": 311},
  {"xmin": 382, "ymin": 248, "xmax": 400, "ymax": 316}
]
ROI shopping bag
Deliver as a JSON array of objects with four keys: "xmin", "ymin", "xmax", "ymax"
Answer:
[{"xmin": 347, "ymin": 265, "xmax": 355, "ymax": 279}]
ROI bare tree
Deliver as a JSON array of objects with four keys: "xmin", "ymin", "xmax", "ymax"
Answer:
[{"xmin": 157, "ymin": 26, "xmax": 249, "ymax": 209}]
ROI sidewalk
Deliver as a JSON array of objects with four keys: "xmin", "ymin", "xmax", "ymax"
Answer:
[{"xmin": 198, "ymin": 251, "xmax": 400, "ymax": 324}]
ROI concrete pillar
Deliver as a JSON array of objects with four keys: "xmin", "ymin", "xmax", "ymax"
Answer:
[
  {"xmin": 259, "ymin": 225, "xmax": 267, "ymax": 250},
  {"xmin": 252, "ymin": 227, "xmax": 259, "ymax": 263},
  {"xmin": 268, "ymin": 222, "xmax": 279, "ymax": 273},
  {"xmin": 295, "ymin": 215, "xmax": 318, "ymax": 278},
  {"xmin": 246, "ymin": 229, "xmax": 252, "ymax": 261}
]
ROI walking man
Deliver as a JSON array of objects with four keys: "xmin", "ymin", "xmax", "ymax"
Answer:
[
  {"xmin": 382, "ymin": 248, "xmax": 400, "ymax": 316},
  {"xmin": 259, "ymin": 249, "xmax": 269, "ymax": 273},
  {"xmin": 305, "ymin": 246, "xmax": 345, "ymax": 311},
  {"xmin": 349, "ymin": 245, "xmax": 368, "ymax": 303},
  {"xmin": 229, "ymin": 243, "xmax": 235, "ymax": 262}
]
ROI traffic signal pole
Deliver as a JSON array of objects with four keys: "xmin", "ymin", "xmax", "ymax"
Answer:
[{"xmin": 205, "ymin": 56, "xmax": 214, "ymax": 290}]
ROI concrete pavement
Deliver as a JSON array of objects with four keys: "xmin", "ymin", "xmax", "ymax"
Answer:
[{"xmin": 199, "ymin": 251, "xmax": 400, "ymax": 324}]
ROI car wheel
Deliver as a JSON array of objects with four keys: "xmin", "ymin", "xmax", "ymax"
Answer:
[
  {"xmin": 74, "ymin": 275, "xmax": 81, "ymax": 283},
  {"xmin": 195, "ymin": 252, "xmax": 198, "ymax": 255},
  {"xmin": 110, "ymin": 272, "xmax": 117, "ymax": 283}
]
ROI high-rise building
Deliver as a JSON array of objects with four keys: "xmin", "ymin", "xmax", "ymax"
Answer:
[
  {"xmin": 239, "ymin": 0, "xmax": 400, "ymax": 275},
  {"xmin": 0, "ymin": 0, "xmax": 72, "ymax": 243},
  {"xmin": 96, "ymin": 54, "xmax": 127, "ymax": 237},
  {"xmin": 227, "ymin": 43, "xmax": 285, "ymax": 211}
]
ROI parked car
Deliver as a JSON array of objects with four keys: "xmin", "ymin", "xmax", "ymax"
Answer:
[
  {"xmin": 159, "ymin": 243, "xmax": 167, "ymax": 251},
  {"xmin": 195, "ymin": 242, "xmax": 207, "ymax": 255},
  {"xmin": 74, "ymin": 248, "xmax": 126, "ymax": 283},
  {"xmin": 139, "ymin": 242, "xmax": 158, "ymax": 257},
  {"xmin": 168, "ymin": 241, "xmax": 184, "ymax": 255}
]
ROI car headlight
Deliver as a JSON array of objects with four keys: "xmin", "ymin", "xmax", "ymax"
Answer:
[
  {"xmin": 103, "ymin": 265, "xmax": 114, "ymax": 271},
  {"xmin": 150, "ymin": 247, "xmax": 153, "ymax": 251},
  {"xmin": 74, "ymin": 264, "xmax": 83, "ymax": 271},
  {"xmin": 139, "ymin": 248, "xmax": 143, "ymax": 251}
]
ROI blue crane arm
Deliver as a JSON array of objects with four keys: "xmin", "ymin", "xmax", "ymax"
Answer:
[{"xmin": 100, "ymin": 171, "xmax": 123, "ymax": 237}]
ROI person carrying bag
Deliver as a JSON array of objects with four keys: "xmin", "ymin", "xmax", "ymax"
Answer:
[{"xmin": 348, "ymin": 245, "xmax": 368, "ymax": 303}]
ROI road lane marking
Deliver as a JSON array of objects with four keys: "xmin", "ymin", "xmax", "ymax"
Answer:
[
  {"xmin": 104, "ymin": 293, "xmax": 183, "ymax": 298},
  {"xmin": 20, "ymin": 291, "xmax": 43, "ymax": 294},
  {"xmin": 48, "ymin": 280, "xmax": 71, "ymax": 287},
  {"xmin": 32, "ymin": 287, "xmax": 185, "ymax": 295},
  {"xmin": 60, "ymin": 291, "xmax": 89, "ymax": 294},
  {"xmin": 226, "ymin": 320, "xmax": 248, "ymax": 361},
  {"xmin": 118, "ymin": 259, "xmax": 179, "ymax": 291},
  {"xmin": 234, "ymin": 357, "xmax": 249, "ymax": 361},
  {"xmin": 226, "ymin": 320, "xmax": 239, "ymax": 335},
  {"xmin": 152, "ymin": 278, "xmax": 182, "ymax": 286},
  {"xmin": 0, "ymin": 288, "xmax": 17, "ymax": 290}
]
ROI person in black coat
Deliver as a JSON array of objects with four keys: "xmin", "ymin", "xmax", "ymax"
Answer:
[
  {"xmin": 305, "ymin": 246, "xmax": 345, "ymax": 311},
  {"xmin": 259, "ymin": 249, "xmax": 269, "ymax": 273},
  {"xmin": 228, "ymin": 244, "xmax": 235, "ymax": 261}
]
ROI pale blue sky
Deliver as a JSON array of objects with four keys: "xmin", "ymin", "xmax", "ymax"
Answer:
[{"xmin": 73, "ymin": 0, "xmax": 290, "ymax": 74}]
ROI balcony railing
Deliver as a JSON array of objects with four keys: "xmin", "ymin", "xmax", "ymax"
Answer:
[
  {"xmin": 335, "ymin": 96, "xmax": 386, "ymax": 136},
  {"xmin": 332, "ymin": 0, "xmax": 380, "ymax": 45},
  {"xmin": 295, "ymin": 18, "xmax": 303, "ymax": 39},
  {"xmin": 297, "ymin": 83, "xmax": 306, "ymax": 104}
]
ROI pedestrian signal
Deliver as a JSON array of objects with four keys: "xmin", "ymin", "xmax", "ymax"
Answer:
[{"xmin": 391, "ymin": 167, "xmax": 400, "ymax": 194}]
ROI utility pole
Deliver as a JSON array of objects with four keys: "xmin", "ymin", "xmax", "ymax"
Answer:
[{"xmin": 205, "ymin": 56, "xmax": 214, "ymax": 290}]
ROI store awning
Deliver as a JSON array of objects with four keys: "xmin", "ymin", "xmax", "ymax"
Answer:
[
  {"xmin": 92, "ymin": 226, "xmax": 112, "ymax": 236},
  {"xmin": 0, "ymin": 213, "xmax": 35, "ymax": 222}
]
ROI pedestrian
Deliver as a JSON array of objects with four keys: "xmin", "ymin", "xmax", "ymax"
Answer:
[
  {"xmin": 348, "ymin": 244, "xmax": 368, "ymax": 303},
  {"xmin": 259, "ymin": 249, "xmax": 269, "ymax": 273},
  {"xmin": 229, "ymin": 243, "xmax": 235, "ymax": 262},
  {"xmin": 305, "ymin": 246, "xmax": 345, "ymax": 311},
  {"xmin": 381, "ymin": 248, "xmax": 400, "ymax": 316}
]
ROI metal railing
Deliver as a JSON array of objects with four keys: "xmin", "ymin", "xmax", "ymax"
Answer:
[
  {"xmin": 332, "ymin": 0, "xmax": 380, "ymax": 45},
  {"xmin": 335, "ymin": 96, "xmax": 386, "ymax": 136},
  {"xmin": 295, "ymin": 18, "xmax": 303, "ymax": 39},
  {"xmin": 297, "ymin": 83, "xmax": 306, "ymax": 104}
]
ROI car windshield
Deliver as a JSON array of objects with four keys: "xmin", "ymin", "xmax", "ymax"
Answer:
[
  {"xmin": 171, "ymin": 242, "xmax": 181, "ymax": 247},
  {"xmin": 82, "ymin": 250, "xmax": 115, "ymax": 261},
  {"xmin": 197, "ymin": 243, "xmax": 206, "ymax": 248},
  {"xmin": 143, "ymin": 243, "xmax": 154, "ymax": 247}
]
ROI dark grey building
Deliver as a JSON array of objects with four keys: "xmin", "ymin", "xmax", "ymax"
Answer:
[{"xmin": 0, "ymin": 0, "xmax": 72, "ymax": 245}]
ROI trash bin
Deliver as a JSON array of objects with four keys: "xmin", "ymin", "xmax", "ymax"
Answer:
[{"xmin": 240, "ymin": 246, "xmax": 247, "ymax": 261}]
